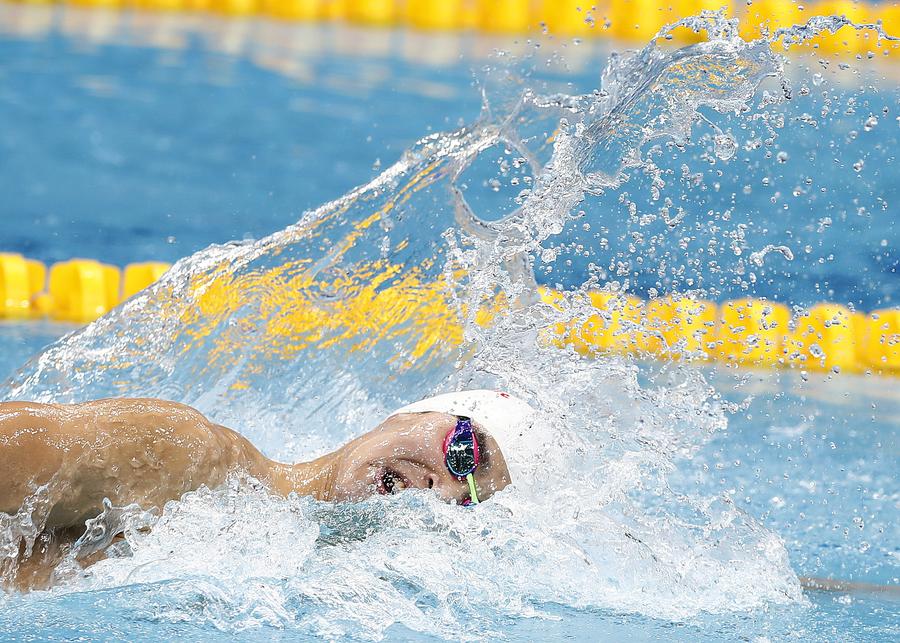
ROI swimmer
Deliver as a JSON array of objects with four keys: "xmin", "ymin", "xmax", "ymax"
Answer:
[
  {"xmin": 3, "ymin": 391, "xmax": 894, "ymax": 598},
  {"xmin": 1, "ymin": 390, "xmax": 534, "ymax": 589}
]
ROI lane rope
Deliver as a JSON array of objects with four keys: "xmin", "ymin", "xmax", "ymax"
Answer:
[
  {"xmin": 1, "ymin": 252, "xmax": 896, "ymax": 376},
  {"xmin": 0, "ymin": 0, "xmax": 897, "ymax": 55}
]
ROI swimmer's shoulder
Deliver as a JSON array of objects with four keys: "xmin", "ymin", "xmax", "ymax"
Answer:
[
  {"xmin": 0, "ymin": 397, "xmax": 269, "ymax": 482},
  {"xmin": 0, "ymin": 400, "xmax": 62, "ymax": 421},
  {"xmin": 75, "ymin": 398, "xmax": 270, "ymax": 475},
  {"xmin": 0, "ymin": 398, "xmax": 206, "ymax": 440},
  {"xmin": 0, "ymin": 397, "xmax": 206, "ymax": 427},
  {"xmin": 0, "ymin": 400, "xmax": 67, "ymax": 443}
]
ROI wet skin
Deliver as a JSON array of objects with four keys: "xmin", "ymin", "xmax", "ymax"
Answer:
[
  {"xmin": 325, "ymin": 410, "xmax": 511, "ymax": 504},
  {"xmin": 0, "ymin": 399, "xmax": 511, "ymax": 589}
]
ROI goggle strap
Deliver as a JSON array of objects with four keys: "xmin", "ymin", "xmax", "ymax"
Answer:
[{"xmin": 465, "ymin": 472, "xmax": 479, "ymax": 505}]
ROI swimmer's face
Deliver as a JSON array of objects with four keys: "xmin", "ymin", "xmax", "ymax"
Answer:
[{"xmin": 329, "ymin": 412, "xmax": 511, "ymax": 504}]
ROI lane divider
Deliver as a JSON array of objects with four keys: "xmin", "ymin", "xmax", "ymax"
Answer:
[
  {"xmin": 536, "ymin": 287, "xmax": 899, "ymax": 376},
  {"xmin": 1, "ymin": 252, "xmax": 896, "ymax": 376},
  {"xmin": 1, "ymin": 253, "xmax": 171, "ymax": 323},
  {"xmin": 1, "ymin": 0, "xmax": 897, "ymax": 55}
]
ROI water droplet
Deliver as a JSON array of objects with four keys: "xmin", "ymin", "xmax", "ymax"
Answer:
[
  {"xmin": 776, "ymin": 151, "xmax": 789, "ymax": 163},
  {"xmin": 852, "ymin": 160, "xmax": 864, "ymax": 172},
  {"xmin": 812, "ymin": 73, "xmax": 824, "ymax": 86},
  {"xmin": 863, "ymin": 115, "xmax": 878, "ymax": 131},
  {"xmin": 713, "ymin": 133, "xmax": 738, "ymax": 160}
]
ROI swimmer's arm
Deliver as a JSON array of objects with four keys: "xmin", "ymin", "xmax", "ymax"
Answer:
[{"xmin": 0, "ymin": 398, "xmax": 272, "ymax": 529}]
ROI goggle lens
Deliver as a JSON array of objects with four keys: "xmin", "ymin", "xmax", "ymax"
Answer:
[
  {"xmin": 443, "ymin": 417, "xmax": 479, "ymax": 477},
  {"xmin": 446, "ymin": 438, "xmax": 476, "ymax": 476}
]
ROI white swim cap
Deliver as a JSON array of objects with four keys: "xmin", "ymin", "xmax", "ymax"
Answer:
[{"xmin": 391, "ymin": 389, "xmax": 543, "ymax": 481}]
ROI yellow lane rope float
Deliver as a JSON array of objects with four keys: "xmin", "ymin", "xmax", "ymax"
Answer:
[
  {"xmin": 0, "ymin": 252, "xmax": 897, "ymax": 376},
  {"xmin": 0, "ymin": 253, "xmax": 170, "ymax": 322},
  {"xmin": 537, "ymin": 288, "xmax": 899, "ymax": 376},
  {"xmin": 0, "ymin": 0, "xmax": 897, "ymax": 56}
]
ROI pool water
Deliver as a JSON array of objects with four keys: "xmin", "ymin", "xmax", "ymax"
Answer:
[
  {"xmin": 0, "ymin": 6, "xmax": 898, "ymax": 642},
  {"xmin": 0, "ymin": 365, "xmax": 896, "ymax": 641},
  {"xmin": 0, "ymin": 5, "xmax": 484, "ymax": 266},
  {"xmin": 1, "ymin": 7, "xmax": 896, "ymax": 309}
]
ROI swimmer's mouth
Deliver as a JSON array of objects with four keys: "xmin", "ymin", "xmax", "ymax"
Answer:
[{"xmin": 376, "ymin": 466, "xmax": 410, "ymax": 495}]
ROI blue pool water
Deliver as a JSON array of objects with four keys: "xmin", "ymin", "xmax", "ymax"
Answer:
[
  {"xmin": 1, "ymin": 7, "xmax": 897, "ymax": 309},
  {"xmin": 1, "ymin": 5, "xmax": 898, "ymax": 642},
  {"xmin": 0, "ymin": 8, "xmax": 484, "ymax": 266}
]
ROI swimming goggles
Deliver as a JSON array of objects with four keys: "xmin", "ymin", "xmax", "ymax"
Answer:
[{"xmin": 442, "ymin": 416, "xmax": 480, "ymax": 505}]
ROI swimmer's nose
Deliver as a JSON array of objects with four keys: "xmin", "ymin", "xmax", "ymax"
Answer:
[
  {"xmin": 428, "ymin": 474, "xmax": 473, "ymax": 505},
  {"xmin": 424, "ymin": 473, "xmax": 452, "ymax": 501}
]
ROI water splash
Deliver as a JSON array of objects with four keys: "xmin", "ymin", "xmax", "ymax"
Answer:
[
  {"xmin": 749, "ymin": 244, "xmax": 795, "ymax": 267},
  {"xmin": 0, "ymin": 484, "xmax": 53, "ymax": 575}
]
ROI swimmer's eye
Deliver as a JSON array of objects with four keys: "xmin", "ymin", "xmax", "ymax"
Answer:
[{"xmin": 382, "ymin": 468, "xmax": 407, "ymax": 494}]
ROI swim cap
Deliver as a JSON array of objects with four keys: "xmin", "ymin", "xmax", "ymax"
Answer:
[{"xmin": 391, "ymin": 389, "xmax": 544, "ymax": 481}]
